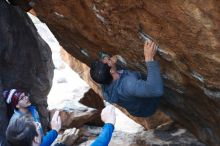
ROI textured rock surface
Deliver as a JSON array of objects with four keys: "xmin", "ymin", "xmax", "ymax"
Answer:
[
  {"xmin": 78, "ymin": 125, "xmax": 205, "ymax": 146},
  {"xmin": 55, "ymin": 128, "xmax": 80, "ymax": 146},
  {"xmin": 0, "ymin": 1, "xmax": 54, "ymax": 144},
  {"xmin": 34, "ymin": 1, "xmax": 220, "ymax": 145},
  {"xmin": 50, "ymin": 101, "xmax": 98, "ymax": 129}
]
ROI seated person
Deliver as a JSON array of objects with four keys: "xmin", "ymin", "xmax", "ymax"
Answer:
[
  {"xmin": 6, "ymin": 111, "xmax": 61, "ymax": 146},
  {"xmin": 91, "ymin": 105, "xmax": 116, "ymax": 146}
]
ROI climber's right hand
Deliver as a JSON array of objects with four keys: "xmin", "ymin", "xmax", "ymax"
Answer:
[{"xmin": 144, "ymin": 40, "xmax": 157, "ymax": 62}]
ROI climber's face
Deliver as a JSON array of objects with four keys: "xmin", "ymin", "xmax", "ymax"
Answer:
[
  {"xmin": 16, "ymin": 93, "xmax": 31, "ymax": 108},
  {"xmin": 102, "ymin": 56, "xmax": 116, "ymax": 68}
]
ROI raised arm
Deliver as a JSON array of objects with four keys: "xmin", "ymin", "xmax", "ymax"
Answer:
[
  {"xmin": 123, "ymin": 41, "xmax": 164, "ymax": 98},
  {"xmin": 40, "ymin": 111, "xmax": 61, "ymax": 146},
  {"xmin": 91, "ymin": 105, "xmax": 115, "ymax": 146}
]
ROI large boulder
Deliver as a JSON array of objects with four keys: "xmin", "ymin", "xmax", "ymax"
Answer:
[{"xmin": 34, "ymin": 1, "xmax": 220, "ymax": 145}]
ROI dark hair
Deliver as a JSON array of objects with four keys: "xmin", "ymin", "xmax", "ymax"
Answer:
[
  {"xmin": 6, "ymin": 115, "xmax": 38, "ymax": 146},
  {"xmin": 90, "ymin": 60, "xmax": 113, "ymax": 85}
]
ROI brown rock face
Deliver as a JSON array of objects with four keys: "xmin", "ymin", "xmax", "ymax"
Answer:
[
  {"xmin": 50, "ymin": 104, "xmax": 98, "ymax": 129},
  {"xmin": 34, "ymin": 1, "xmax": 220, "ymax": 145}
]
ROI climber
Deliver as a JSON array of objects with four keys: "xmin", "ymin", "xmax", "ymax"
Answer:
[
  {"xmin": 90, "ymin": 40, "xmax": 164, "ymax": 117},
  {"xmin": 91, "ymin": 105, "xmax": 116, "ymax": 146},
  {"xmin": 6, "ymin": 111, "xmax": 61, "ymax": 146},
  {"xmin": 3, "ymin": 89, "xmax": 61, "ymax": 146}
]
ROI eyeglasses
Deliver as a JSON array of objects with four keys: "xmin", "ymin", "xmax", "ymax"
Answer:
[{"xmin": 18, "ymin": 93, "xmax": 29, "ymax": 101}]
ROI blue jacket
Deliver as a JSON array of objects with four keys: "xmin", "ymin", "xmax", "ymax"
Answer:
[
  {"xmin": 91, "ymin": 123, "xmax": 114, "ymax": 146},
  {"xmin": 40, "ymin": 130, "xmax": 58, "ymax": 146},
  {"xmin": 102, "ymin": 61, "xmax": 164, "ymax": 117}
]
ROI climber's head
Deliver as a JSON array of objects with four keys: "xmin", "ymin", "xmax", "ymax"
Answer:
[
  {"xmin": 3, "ymin": 89, "xmax": 31, "ymax": 110},
  {"xmin": 90, "ymin": 60, "xmax": 113, "ymax": 85},
  {"xmin": 6, "ymin": 115, "xmax": 40, "ymax": 146}
]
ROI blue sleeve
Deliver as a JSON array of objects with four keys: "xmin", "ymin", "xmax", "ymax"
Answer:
[
  {"xmin": 91, "ymin": 123, "xmax": 114, "ymax": 146},
  {"xmin": 40, "ymin": 130, "xmax": 58, "ymax": 146},
  {"xmin": 28, "ymin": 106, "xmax": 44, "ymax": 136},
  {"xmin": 123, "ymin": 61, "xmax": 164, "ymax": 98}
]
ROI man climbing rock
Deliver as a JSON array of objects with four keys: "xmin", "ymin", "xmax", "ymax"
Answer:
[{"xmin": 90, "ymin": 40, "xmax": 164, "ymax": 117}]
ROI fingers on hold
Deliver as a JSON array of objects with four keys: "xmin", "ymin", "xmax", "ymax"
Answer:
[
  {"xmin": 58, "ymin": 115, "xmax": 61, "ymax": 123},
  {"xmin": 153, "ymin": 43, "xmax": 157, "ymax": 49},
  {"xmin": 54, "ymin": 110, "xmax": 60, "ymax": 117},
  {"xmin": 52, "ymin": 110, "xmax": 60, "ymax": 121},
  {"xmin": 145, "ymin": 40, "xmax": 150, "ymax": 46},
  {"xmin": 151, "ymin": 41, "xmax": 155, "ymax": 48},
  {"xmin": 75, "ymin": 129, "xmax": 80, "ymax": 135}
]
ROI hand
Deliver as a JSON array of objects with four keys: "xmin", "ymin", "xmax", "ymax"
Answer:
[
  {"xmin": 144, "ymin": 40, "xmax": 157, "ymax": 62},
  {"xmin": 51, "ymin": 111, "xmax": 61, "ymax": 132},
  {"xmin": 101, "ymin": 105, "xmax": 116, "ymax": 125},
  {"xmin": 110, "ymin": 55, "xmax": 118, "ymax": 64}
]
